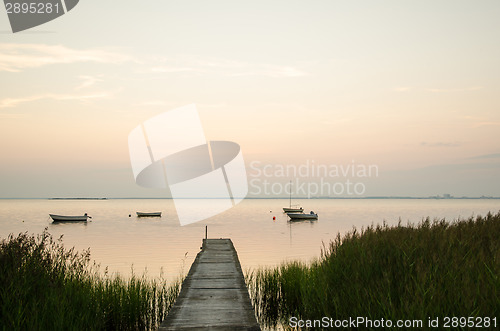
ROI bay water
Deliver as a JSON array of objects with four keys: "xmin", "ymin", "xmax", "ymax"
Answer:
[{"xmin": 1, "ymin": 198, "xmax": 498, "ymax": 282}]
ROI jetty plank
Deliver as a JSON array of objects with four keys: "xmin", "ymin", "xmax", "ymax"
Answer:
[{"xmin": 159, "ymin": 239, "xmax": 260, "ymax": 330}]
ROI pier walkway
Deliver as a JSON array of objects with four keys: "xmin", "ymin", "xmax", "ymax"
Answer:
[{"xmin": 159, "ymin": 239, "xmax": 260, "ymax": 330}]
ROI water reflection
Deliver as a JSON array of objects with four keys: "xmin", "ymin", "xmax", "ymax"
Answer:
[{"xmin": 288, "ymin": 218, "xmax": 318, "ymax": 246}]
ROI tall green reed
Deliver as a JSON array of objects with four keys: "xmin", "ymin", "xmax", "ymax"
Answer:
[
  {"xmin": 0, "ymin": 229, "xmax": 182, "ymax": 330},
  {"xmin": 247, "ymin": 212, "xmax": 500, "ymax": 329}
]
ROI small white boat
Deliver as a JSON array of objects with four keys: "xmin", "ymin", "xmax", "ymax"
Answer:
[
  {"xmin": 283, "ymin": 180, "xmax": 303, "ymax": 213},
  {"xmin": 283, "ymin": 207, "xmax": 304, "ymax": 213},
  {"xmin": 50, "ymin": 213, "xmax": 90, "ymax": 222},
  {"xmin": 136, "ymin": 211, "xmax": 162, "ymax": 217},
  {"xmin": 287, "ymin": 211, "xmax": 318, "ymax": 220}
]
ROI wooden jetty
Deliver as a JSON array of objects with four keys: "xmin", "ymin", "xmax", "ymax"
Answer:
[{"xmin": 159, "ymin": 239, "xmax": 261, "ymax": 330}]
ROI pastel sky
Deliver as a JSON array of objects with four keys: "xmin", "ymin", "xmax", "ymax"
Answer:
[{"xmin": 0, "ymin": 0, "xmax": 499, "ymax": 198}]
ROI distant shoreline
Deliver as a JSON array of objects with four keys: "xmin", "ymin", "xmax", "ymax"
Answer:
[
  {"xmin": 0, "ymin": 197, "xmax": 499, "ymax": 200},
  {"xmin": 48, "ymin": 198, "xmax": 108, "ymax": 200}
]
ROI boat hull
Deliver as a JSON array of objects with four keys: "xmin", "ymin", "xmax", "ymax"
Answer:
[
  {"xmin": 136, "ymin": 212, "xmax": 162, "ymax": 217},
  {"xmin": 49, "ymin": 214, "xmax": 89, "ymax": 222},
  {"xmin": 283, "ymin": 207, "xmax": 304, "ymax": 213},
  {"xmin": 287, "ymin": 213, "xmax": 318, "ymax": 220}
]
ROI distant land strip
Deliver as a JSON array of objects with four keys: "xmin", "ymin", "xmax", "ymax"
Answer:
[
  {"xmin": 48, "ymin": 198, "xmax": 108, "ymax": 200},
  {"xmin": 0, "ymin": 196, "xmax": 499, "ymax": 200}
]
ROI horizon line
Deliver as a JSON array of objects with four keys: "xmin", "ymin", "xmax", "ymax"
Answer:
[{"xmin": 1, "ymin": 196, "xmax": 500, "ymax": 200}]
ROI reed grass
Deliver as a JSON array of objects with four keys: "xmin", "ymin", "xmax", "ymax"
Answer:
[
  {"xmin": 0, "ymin": 229, "xmax": 182, "ymax": 330},
  {"xmin": 247, "ymin": 212, "xmax": 500, "ymax": 329}
]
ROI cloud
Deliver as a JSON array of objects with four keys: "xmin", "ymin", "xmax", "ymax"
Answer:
[
  {"xmin": 140, "ymin": 100, "xmax": 172, "ymax": 107},
  {"xmin": 426, "ymin": 86, "xmax": 483, "ymax": 93},
  {"xmin": 0, "ymin": 43, "xmax": 132, "ymax": 72},
  {"xmin": 0, "ymin": 92, "xmax": 112, "ymax": 109},
  {"xmin": 143, "ymin": 56, "xmax": 308, "ymax": 78},
  {"xmin": 460, "ymin": 115, "xmax": 500, "ymax": 128},
  {"xmin": 472, "ymin": 121, "xmax": 500, "ymax": 127},
  {"xmin": 322, "ymin": 117, "xmax": 355, "ymax": 125},
  {"xmin": 421, "ymin": 141, "xmax": 462, "ymax": 147},
  {"xmin": 391, "ymin": 86, "xmax": 483, "ymax": 93},
  {"xmin": 469, "ymin": 153, "xmax": 500, "ymax": 160},
  {"xmin": 149, "ymin": 66, "xmax": 199, "ymax": 74},
  {"xmin": 461, "ymin": 115, "xmax": 484, "ymax": 121},
  {"xmin": 76, "ymin": 75, "xmax": 104, "ymax": 89},
  {"xmin": 228, "ymin": 65, "xmax": 307, "ymax": 78},
  {"xmin": 0, "ymin": 113, "xmax": 27, "ymax": 119},
  {"xmin": 140, "ymin": 101, "xmax": 227, "ymax": 109},
  {"xmin": 0, "ymin": 45, "xmax": 308, "ymax": 78}
]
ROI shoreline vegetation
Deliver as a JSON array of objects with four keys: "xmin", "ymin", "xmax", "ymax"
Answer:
[
  {"xmin": 0, "ymin": 230, "xmax": 181, "ymax": 330},
  {"xmin": 247, "ymin": 212, "xmax": 500, "ymax": 330}
]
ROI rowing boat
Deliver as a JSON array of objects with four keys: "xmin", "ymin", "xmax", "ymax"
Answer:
[
  {"xmin": 49, "ymin": 213, "xmax": 90, "ymax": 222},
  {"xmin": 287, "ymin": 211, "xmax": 318, "ymax": 220},
  {"xmin": 136, "ymin": 211, "xmax": 162, "ymax": 217}
]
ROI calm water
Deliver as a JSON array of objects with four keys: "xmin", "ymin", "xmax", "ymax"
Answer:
[{"xmin": 1, "ymin": 198, "xmax": 499, "ymax": 282}]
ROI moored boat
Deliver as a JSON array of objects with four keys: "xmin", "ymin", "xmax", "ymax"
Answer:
[
  {"xmin": 136, "ymin": 211, "xmax": 162, "ymax": 217},
  {"xmin": 50, "ymin": 213, "xmax": 90, "ymax": 222},
  {"xmin": 283, "ymin": 180, "xmax": 303, "ymax": 213},
  {"xmin": 287, "ymin": 211, "xmax": 318, "ymax": 220},
  {"xmin": 283, "ymin": 207, "xmax": 304, "ymax": 213}
]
